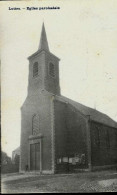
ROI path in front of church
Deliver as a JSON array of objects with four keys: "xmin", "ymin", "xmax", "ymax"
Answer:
[{"xmin": 1, "ymin": 170, "xmax": 117, "ymax": 193}]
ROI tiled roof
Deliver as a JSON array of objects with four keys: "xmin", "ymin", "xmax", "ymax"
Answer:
[{"xmin": 55, "ymin": 95, "xmax": 117, "ymax": 128}]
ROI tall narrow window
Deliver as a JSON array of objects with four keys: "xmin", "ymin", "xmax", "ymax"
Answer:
[
  {"xmin": 32, "ymin": 114, "xmax": 39, "ymax": 135},
  {"xmin": 105, "ymin": 129, "xmax": 110, "ymax": 148},
  {"xmin": 33, "ymin": 62, "xmax": 38, "ymax": 77},
  {"xmin": 49, "ymin": 63, "xmax": 55, "ymax": 77},
  {"xmin": 93, "ymin": 125, "xmax": 100, "ymax": 148},
  {"xmin": 96, "ymin": 127, "xmax": 100, "ymax": 147}
]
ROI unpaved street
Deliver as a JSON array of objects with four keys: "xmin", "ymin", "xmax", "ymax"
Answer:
[{"xmin": 1, "ymin": 170, "xmax": 117, "ymax": 193}]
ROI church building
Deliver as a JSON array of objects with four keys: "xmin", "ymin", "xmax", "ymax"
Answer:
[{"xmin": 20, "ymin": 23, "xmax": 117, "ymax": 174}]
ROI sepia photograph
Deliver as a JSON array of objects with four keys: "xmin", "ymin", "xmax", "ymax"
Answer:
[{"xmin": 1, "ymin": 0, "xmax": 117, "ymax": 193}]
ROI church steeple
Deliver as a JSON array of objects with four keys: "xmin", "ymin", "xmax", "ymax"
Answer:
[
  {"xmin": 38, "ymin": 23, "xmax": 49, "ymax": 51},
  {"xmin": 28, "ymin": 23, "xmax": 60, "ymax": 96}
]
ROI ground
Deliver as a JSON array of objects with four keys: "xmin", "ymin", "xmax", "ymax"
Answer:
[{"xmin": 1, "ymin": 170, "xmax": 117, "ymax": 193}]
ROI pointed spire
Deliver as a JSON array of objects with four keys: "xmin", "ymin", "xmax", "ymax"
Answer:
[{"xmin": 38, "ymin": 23, "xmax": 49, "ymax": 51}]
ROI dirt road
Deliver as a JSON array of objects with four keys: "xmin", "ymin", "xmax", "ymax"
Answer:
[{"xmin": 1, "ymin": 170, "xmax": 117, "ymax": 193}]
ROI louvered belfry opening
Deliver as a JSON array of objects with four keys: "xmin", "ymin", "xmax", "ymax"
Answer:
[
  {"xmin": 49, "ymin": 62, "xmax": 55, "ymax": 77},
  {"xmin": 33, "ymin": 62, "xmax": 38, "ymax": 77}
]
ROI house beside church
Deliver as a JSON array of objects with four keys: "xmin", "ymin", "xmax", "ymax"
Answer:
[
  {"xmin": 20, "ymin": 23, "xmax": 117, "ymax": 173},
  {"xmin": 12, "ymin": 147, "xmax": 20, "ymax": 164}
]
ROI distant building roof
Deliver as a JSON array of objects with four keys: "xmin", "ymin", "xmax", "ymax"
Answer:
[
  {"xmin": 55, "ymin": 95, "xmax": 117, "ymax": 128},
  {"xmin": 12, "ymin": 147, "xmax": 20, "ymax": 162},
  {"xmin": 12, "ymin": 147, "xmax": 20, "ymax": 154}
]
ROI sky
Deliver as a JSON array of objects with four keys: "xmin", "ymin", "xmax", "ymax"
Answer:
[{"xmin": 1, "ymin": 0, "xmax": 117, "ymax": 157}]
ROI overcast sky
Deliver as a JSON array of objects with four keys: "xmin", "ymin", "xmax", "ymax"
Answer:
[{"xmin": 1, "ymin": 0, "xmax": 117, "ymax": 157}]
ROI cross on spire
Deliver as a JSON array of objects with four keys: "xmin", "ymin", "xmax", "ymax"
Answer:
[{"xmin": 38, "ymin": 23, "xmax": 49, "ymax": 51}]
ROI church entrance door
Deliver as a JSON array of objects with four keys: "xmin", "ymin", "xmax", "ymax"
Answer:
[{"xmin": 30, "ymin": 143, "xmax": 40, "ymax": 170}]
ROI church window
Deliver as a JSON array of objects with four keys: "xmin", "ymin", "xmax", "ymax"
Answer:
[
  {"xmin": 49, "ymin": 62, "xmax": 55, "ymax": 77},
  {"xmin": 32, "ymin": 114, "xmax": 39, "ymax": 135},
  {"xmin": 105, "ymin": 129, "xmax": 110, "ymax": 148},
  {"xmin": 33, "ymin": 62, "xmax": 38, "ymax": 77},
  {"xmin": 93, "ymin": 125, "xmax": 100, "ymax": 147},
  {"xmin": 96, "ymin": 128, "xmax": 100, "ymax": 147}
]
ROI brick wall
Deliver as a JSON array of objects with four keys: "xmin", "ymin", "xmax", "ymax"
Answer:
[
  {"xmin": 20, "ymin": 92, "xmax": 53, "ymax": 172},
  {"xmin": 28, "ymin": 52, "xmax": 45, "ymax": 96},
  {"xmin": 20, "ymin": 48, "xmax": 60, "ymax": 173},
  {"xmin": 54, "ymin": 100, "xmax": 88, "ymax": 173},
  {"xmin": 44, "ymin": 52, "xmax": 60, "ymax": 95},
  {"xmin": 90, "ymin": 121, "xmax": 117, "ymax": 167}
]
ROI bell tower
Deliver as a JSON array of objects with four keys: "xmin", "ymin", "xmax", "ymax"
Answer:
[{"xmin": 27, "ymin": 23, "xmax": 61, "ymax": 96}]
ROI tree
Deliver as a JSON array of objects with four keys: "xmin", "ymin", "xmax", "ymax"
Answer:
[{"xmin": 1, "ymin": 151, "xmax": 12, "ymax": 165}]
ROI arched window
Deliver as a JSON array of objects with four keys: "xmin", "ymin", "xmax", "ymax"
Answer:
[
  {"xmin": 105, "ymin": 129, "xmax": 110, "ymax": 148},
  {"xmin": 93, "ymin": 125, "xmax": 100, "ymax": 147},
  {"xmin": 33, "ymin": 62, "xmax": 38, "ymax": 77},
  {"xmin": 32, "ymin": 114, "xmax": 39, "ymax": 135},
  {"xmin": 49, "ymin": 62, "xmax": 55, "ymax": 77}
]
